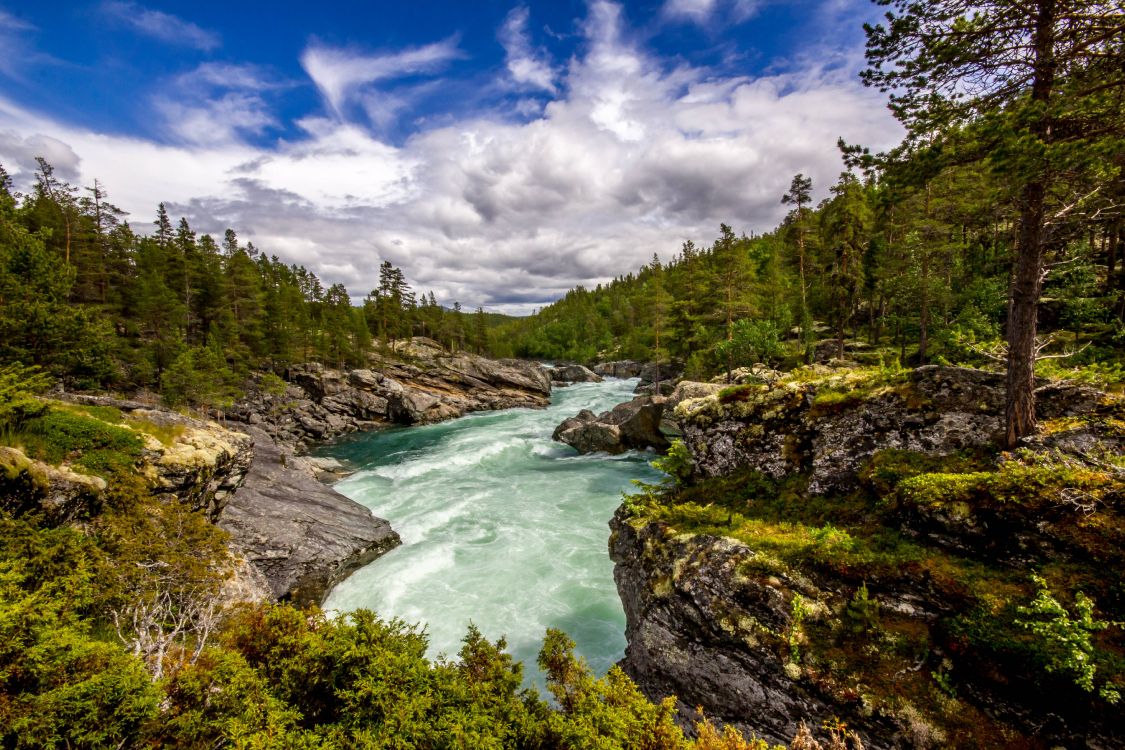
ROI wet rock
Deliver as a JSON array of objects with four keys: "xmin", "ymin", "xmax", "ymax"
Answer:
[
  {"xmin": 219, "ymin": 426, "xmax": 400, "ymax": 605},
  {"xmin": 550, "ymin": 364, "xmax": 604, "ymax": 384},
  {"xmin": 594, "ymin": 360, "xmax": 645, "ymax": 378},
  {"xmin": 553, "ymin": 397, "xmax": 669, "ymax": 454}
]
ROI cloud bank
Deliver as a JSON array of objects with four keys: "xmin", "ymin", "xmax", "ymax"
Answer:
[{"xmin": 0, "ymin": 1, "xmax": 901, "ymax": 314}]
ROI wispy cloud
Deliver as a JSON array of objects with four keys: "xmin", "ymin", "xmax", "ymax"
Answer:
[
  {"xmin": 102, "ymin": 1, "xmax": 220, "ymax": 52},
  {"xmin": 662, "ymin": 0, "xmax": 718, "ymax": 22},
  {"xmin": 155, "ymin": 62, "xmax": 288, "ymax": 146},
  {"xmin": 499, "ymin": 6, "xmax": 557, "ymax": 94},
  {"xmin": 300, "ymin": 38, "xmax": 463, "ymax": 116},
  {"xmin": 0, "ymin": 9, "xmax": 33, "ymax": 31},
  {"xmin": 662, "ymin": 0, "xmax": 764, "ymax": 25},
  {"xmin": 0, "ymin": 9, "xmax": 49, "ymax": 79}
]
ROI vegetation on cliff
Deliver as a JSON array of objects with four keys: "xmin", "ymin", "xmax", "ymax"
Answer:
[{"xmin": 622, "ymin": 365, "xmax": 1125, "ymax": 746}]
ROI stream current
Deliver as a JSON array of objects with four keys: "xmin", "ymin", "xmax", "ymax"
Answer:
[{"xmin": 321, "ymin": 377, "xmax": 663, "ymax": 688}]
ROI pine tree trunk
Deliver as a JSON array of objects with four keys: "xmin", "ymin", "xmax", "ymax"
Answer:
[
  {"xmin": 1005, "ymin": 181, "xmax": 1047, "ymax": 447},
  {"xmin": 1005, "ymin": 0, "xmax": 1056, "ymax": 448}
]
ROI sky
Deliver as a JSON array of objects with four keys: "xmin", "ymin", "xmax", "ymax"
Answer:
[{"xmin": 0, "ymin": 0, "xmax": 903, "ymax": 314}]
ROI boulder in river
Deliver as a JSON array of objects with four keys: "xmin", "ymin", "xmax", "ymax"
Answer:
[
  {"xmin": 553, "ymin": 396, "xmax": 669, "ymax": 454},
  {"xmin": 550, "ymin": 364, "xmax": 604, "ymax": 385}
]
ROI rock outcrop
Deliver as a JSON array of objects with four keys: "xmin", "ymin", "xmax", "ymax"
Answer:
[
  {"xmin": 673, "ymin": 365, "xmax": 1101, "ymax": 494},
  {"xmin": 553, "ymin": 396, "xmax": 670, "ymax": 454},
  {"xmin": 231, "ymin": 340, "xmax": 551, "ymax": 452},
  {"xmin": 42, "ymin": 394, "xmax": 256, "ymax": 519},
  {"xmin": 633, "ymin": 361, "xmax": 683, "ymax": 396},
  {"xmin": 549, "ymin": 364, "xmax": 604, "ymax": 385},
  {"xmin": 612, "ymin": 366, "xmax": 1123, "ymax": 748},
  {"xmin": 22, "ymin": 395, "xmax": 400, "ymax": 607},
  {"xmin": 219, "ymin": 426, "xmax": 400, "ymax": 605},
  {"xmin": 611, "ymin": 510, "xmax": 891, "ymax": 748}
]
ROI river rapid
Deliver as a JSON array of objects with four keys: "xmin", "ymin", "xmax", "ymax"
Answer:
[{"xmin": 321, "ymin": 377, "xmax": 663, "ymax": 689}]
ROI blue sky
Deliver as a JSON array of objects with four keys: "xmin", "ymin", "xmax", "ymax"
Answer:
[{"xmin": 0, "ymin": 1, "xmax": 902, "ymax": 313}]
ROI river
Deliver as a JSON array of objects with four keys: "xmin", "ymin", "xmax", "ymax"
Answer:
[{"xmin": 320, "ymin": 377, "xmax": 664, "ymax": 689}]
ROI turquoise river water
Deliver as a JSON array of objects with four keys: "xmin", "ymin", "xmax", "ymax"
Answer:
[{"xmin": 320, "ymin": 377, "xmax": 663, "ymax": 689}]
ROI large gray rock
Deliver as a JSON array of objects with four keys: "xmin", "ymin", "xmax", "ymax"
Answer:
[
  {"xmin": 553, "ymin": 397, "xmax": 669, "ymax": 454},
  {"xmin": 550, "ymin": 364, "xmax": 604, "ymax": 384},
  {"xmin": 219, "ymin": 426, "xmax": 400, "ymax": 605},
  {"xmin": 610, "ymin": 510, "xmax": 894, "ymax": 748},
  {"xmin": 594, "ymin": 360, "xmax": 644, "ymax": 378}
]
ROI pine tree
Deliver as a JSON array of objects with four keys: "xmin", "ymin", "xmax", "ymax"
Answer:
[
  {"xmin": 862, "ymin": 0, "xmax": 1125, "ymax": 445},
  {"xmin": 782, "ymin": 175, "xmax": 814, "ymax": 363}
]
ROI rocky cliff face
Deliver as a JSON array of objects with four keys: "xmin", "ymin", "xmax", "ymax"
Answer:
[
  {"xmin": 610, "ymin": 510, "xmax": 893, "ymax": 748},
  {"xmin": 231, "ymin": 340, "xmax": 551, "ymax": 452},
  {"xmin": 674, "ymin": 365, "xmax": 1100, "ymax": 493},
  {"xmin": 10, "ymin": 396, "xmax": 400, "ymax": 607},
  {"xmin": 219, "ymin": 426, "xmax": 400, "ymax": 605},
  {"xmin": 612, "ymin": 365, "xmax": 1124, "ymax": 748}
]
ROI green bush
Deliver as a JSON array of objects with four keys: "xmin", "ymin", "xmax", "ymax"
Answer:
[
  {"xmin": 1016, "ymin": 575, "xmax": 1122, "ymax": 704},
  {"xmin": 19, "ymin": 408, "xmax": 144, "ymax": 476}
]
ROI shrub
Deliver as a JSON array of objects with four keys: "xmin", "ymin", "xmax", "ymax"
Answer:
[{"xmin": 1015, "ymin": 575, "xmax": 1122, "ymax": 704}]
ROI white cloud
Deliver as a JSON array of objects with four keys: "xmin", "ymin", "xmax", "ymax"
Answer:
[
  {"xmin": 156, "ymin": 63, "xmax": 289, "ymax": 146},
  {"xmin": 300, "ymin": 38, "xmax": 463, "ymax": 116},
  {"xmin": 499, "ymin": 7, "xmax": 557, "ymax": 94},
  {"xmin": 102, "ymin": 1, "xmax": 220, "ymax": 52},
  {"xmin": 662, "ymin": 0, "xmax": 718, "ymax": 22},
  {"xmin": 0, "ymin": 2, "xmax": 902, "ymax": 314},
  {"xmin": 662, "ymin": 0, "xmax": 765, "ymax": 25}
]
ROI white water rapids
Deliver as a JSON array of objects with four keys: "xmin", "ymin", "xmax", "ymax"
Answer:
[{"xmin": 321, "ymin": 377, "xmax": 663, "ymax": 689}]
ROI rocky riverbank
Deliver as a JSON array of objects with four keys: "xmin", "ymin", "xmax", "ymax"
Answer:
[
  {"xmin": 611, "ymin": 365, "xmax": 1125, "ymax": 748},
  {"xmin": 230, "ymin": 337, "xmax": 552, "ymax": 455},
  {"xmin": 10, "ymin": 341, "xmax": 554, "ymax": 609}
]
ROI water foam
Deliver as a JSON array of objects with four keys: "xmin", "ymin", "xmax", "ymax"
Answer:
[{"xmin": 321, "ymin": 376, "xmax": 663, "ymax": 690}]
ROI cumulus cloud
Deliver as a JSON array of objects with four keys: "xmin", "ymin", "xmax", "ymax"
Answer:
[
  {"xmin": 0, "ymin": 1, "xmax": 902, "ymax": 313},
  {"xmin": 102, "ymin": 2, "xmax": 220, "ymax": 52},
  {"xmin": 499, "ymin": 6, "xmax": 558, "ymax": 93},
  {"xmin": 0, "ymin": 130, "xmax": 81, "ymax": 181},
  {"xmin": 300, "ymin": 38, "xmax": 463, "ymax": 116}
]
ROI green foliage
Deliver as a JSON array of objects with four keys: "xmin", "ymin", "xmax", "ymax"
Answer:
[
  {"xmin": 16, "ymin": 406, "xmax": 144, "ymax": 477},
  {"xmin": 845, "ymin": 582, "xmax": 880, "ymax": 635},
  {"xmin": 161, "ymin": 344, "xmax": 241, "ymax": 410},
  {"xmin": 652, "ymin": 439, "xmax": 694, "ymax": 486},
  {"xmin": 1016, "ymin": 575, "xmax": 1121, "ymax": 704},
  {"xmin": 0, "ymin": 363, "xmax": 52, "ymax": 432},
  {"xmin": 787, "ymin": 595, "xmax": 808, "ymax": 664},
  {"xmin": 895, "ymin": 452, "xmax": 1120, "ymax": 511},
  {"xmin": 0, "ymin": 525, "xmax": 161, "ymax": 749}
]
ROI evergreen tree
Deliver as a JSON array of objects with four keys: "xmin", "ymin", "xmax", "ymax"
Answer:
[
  {"xmin": 782, "ymin": 174, "xmax": 815, "ymax": 362},
  {"xmin": 862, "ymin": 0, "xmax": 1125, "ymax": 444}
]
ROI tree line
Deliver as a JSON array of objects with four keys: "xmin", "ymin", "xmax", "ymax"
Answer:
[{"xmin": 0, "ymin": 161, "xmax": 496, "ymax": 409}]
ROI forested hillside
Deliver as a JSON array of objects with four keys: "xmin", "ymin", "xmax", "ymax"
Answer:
[
  {"xmin": 502, "ymin": 164, "xmax": 1122, "ymax": 386},
  {"xmin": 0, "ymin": 163, "xmax": 503, "ymax": 408}
]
